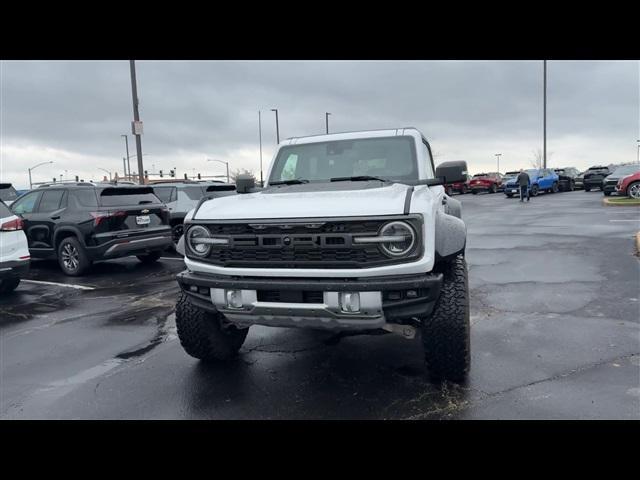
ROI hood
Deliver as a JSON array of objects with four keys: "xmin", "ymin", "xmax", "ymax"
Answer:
[{"xmin": 194, "ymin": 182, "xmax": 414, "ymax": 220}]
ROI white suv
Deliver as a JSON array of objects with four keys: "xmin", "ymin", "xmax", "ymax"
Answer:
[
  {"xmin": 0, "ymin": 200, "xmax": 30, "ymax": 294},
  {"xmin": 175, "ymin": 128, "xmax": 470, "ymax": 382}
]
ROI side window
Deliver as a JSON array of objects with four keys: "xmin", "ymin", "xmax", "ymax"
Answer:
[
  {"xmin": 11, "ymin": 191, "xmax": 42, "ymax": 215},
  {"xmin": 38, "ymin": 190, "xmax": 65, "ymax": 212},
  {"xmin": 70, "ymin": 189, "xmax": 98, "ymax": 208},
  {"xmin": 280, "ymin": 154, "xmax": 298, "ymax": 181},
  {"xmin": 421, "ymin": 139, "xmax": 435, "ymax": 178}
]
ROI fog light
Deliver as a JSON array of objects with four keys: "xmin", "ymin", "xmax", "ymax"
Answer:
[
  {"xmin": 339, "ymin": 292, "xmax": 360, "ymax": 313},
  {"xmin": 406, "ymin": 290, "xmax": 418, "ymax": 298},
  {"xmin": 226, "ymin": 290, "xmax": 243, "ymax": 309},
  {"xmin": 198, "ymin": 287, "xmax": 210, "ymax": 296}
]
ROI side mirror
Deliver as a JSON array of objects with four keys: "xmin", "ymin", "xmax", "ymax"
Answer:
[
  {"xmin": 236, "ymin": 174, "xmax": 256, "ymax": 194},
  {"xmin": 435, "ymin": 161, "xmax": 468, "ymax": 185}
]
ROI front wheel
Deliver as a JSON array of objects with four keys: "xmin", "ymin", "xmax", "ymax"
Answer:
[
  {"xmin": 461, "ymin": 185, "xmax": 468, "ymax": 194},
  {"xmin": 584, "ymin": 186, "xmax": 591, "ymax": 192},
  {"xmin": 0, "ymin": 277, "xmax": 20, "ymax": 294},
  {"xmin": 471, "ymin": 190, "xmax": 478, "ymax": 195},
  {"xmin": 627, "ymin": 182, "xmax": 640, "ymax": 199},
  {"xmin": 175, "ymin": 291, "xmax": 249, "ymax": 361},
  {"xmin": 603, "ymin": 191, "xmax": 611, "ymax": 196},
  {"xmin": 421, "ymin": 254, "xmax": 470, "ymax": 383},
  {"xmin": 530, "ymin": 184, "xmax": 539, "ymax": 197},
  {"xmin": 489, "ymin": 184, "xmax": 497, "ymax": 194},
  {"xmin": 551, "ymin": 182, "xmax": 559, "ymax": 193},
  {"xmin": 506, "ymin": 194, "xmax": 513, "ymax": 198}
]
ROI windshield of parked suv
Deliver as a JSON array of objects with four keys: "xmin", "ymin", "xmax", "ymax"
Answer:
[
  {"xmin": 611, "ymin": 165, "xmax": 640, "ymax": 176},
  {"xmin": 268, "ymin": 136, "xmax": 417, "ymax": 184},
  {"xmin": 0, "ymin": 185, "xmax": 18, "ymax": 202}
]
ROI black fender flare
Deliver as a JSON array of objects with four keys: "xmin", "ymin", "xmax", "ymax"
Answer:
[{"xmin": 53, "ymin": 226, "xmax": 86, "ymax": 249}]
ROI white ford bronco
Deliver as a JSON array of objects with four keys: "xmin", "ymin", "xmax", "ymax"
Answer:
[{"xmin": 175, "ymin": 128, "xmax": 470, "ymax": 382}]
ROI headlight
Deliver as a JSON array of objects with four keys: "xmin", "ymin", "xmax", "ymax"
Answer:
[
  {"xmin": 379, "ymin": 221, "xmax": 416, "ymax": 257},
  {"xmin": 186, "ymin": 225, "xmax": 213, "ymax": 257}
]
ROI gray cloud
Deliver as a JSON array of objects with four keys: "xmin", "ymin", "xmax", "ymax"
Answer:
[{"xmin": 1, "ymin": 60, "xmax": 638, "ymax": 187}]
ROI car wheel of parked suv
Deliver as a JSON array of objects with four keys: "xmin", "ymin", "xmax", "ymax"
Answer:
[
  {"xmin": 628, "ymin": 182, "xmax": 640, "ymax": 199},
  {"xmin": 175, "ymin": 291, "xmax": 249, "ymax": 361},
  {"xmin": 551, "ymin": 182, "xmax": 559, "ymax": 193},
  {"xmin": 57, "ymin": 237, "xmax": 91, "ymax": 276},
  {"xmin": 0, "ymin": 278, "xmax": 20, "ymax": 294},
  {"xmin": 584, "ymin": 186, "xmax": 591, "ymax": 192},
  {"xmin": 171, "ymin": 223, "xmax": 184, "ymax": 247},
  {"xmin": 136, "ymin": 252, "xmax": 162, "ymax": 264},
  {"xmin": 489, "ymin": 184, "xmax": 497, "ymax": 194},
  {"xmin": 421, "ymin": 253, "xmax": 470, "ymax": 382},
  {"xmin": 530, "ymin": 185, "xmax": 539, "ymax": 197}
]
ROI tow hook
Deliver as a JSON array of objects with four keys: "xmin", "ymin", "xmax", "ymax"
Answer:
[{"xmin": 382, "ymin": 323, "xmax": 417, "ymax": 339}]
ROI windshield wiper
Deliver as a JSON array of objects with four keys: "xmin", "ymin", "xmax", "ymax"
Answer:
[
  {"xmin": 330, "ymin": 176, "xmax": 391, "ymax": 183},
  {"xmin": 269, "ymin": 179, "xmax": 310, "ymax": 186}
]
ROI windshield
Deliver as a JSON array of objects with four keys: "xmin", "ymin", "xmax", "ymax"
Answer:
[
  {"xmin": 612, "ymin": 165, "xmax": 640, "ymax": 176},
  {"xmin": 268, "ymin": 136, "xmax": 417, "ymax": 184},
  {"xmin": 0, "ymin": 186, "xmax": 18, "ymax": 202}
]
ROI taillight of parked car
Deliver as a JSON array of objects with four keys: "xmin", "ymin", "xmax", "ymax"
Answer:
[
  {"xmin": 90, "ymin": 211, "xmax": 126, "ymax": 227},
  {"xmin": 0, "ymin": 217, "xmax": 24, "ymax": 231}
]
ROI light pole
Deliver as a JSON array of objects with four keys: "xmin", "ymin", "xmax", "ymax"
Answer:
[
  {"xmin": 325, "ymin": 112, "xmax": 331, "ymax": 134},
  {"xmin": 28, "ymin": 161, "xmax": 53, "ymax": 189},
  {"xmin": 543, "ymin": 60, "xmax": 547, "ymax": 169},
  {"xmin": 207, "ymin": 159, "xmax": 230, "ymax": 184},
  {"xmin": 121, "ymin": 134, "xmax": 131, "ymax": 179},
  {"xmin": 495, "ymin": 153, "xmax": 502, "ymax": 173},
  {"xmin": 98, "ymin": 168, "xmax": 112, "ymax": 181},
  {"xmin": 129, "ymin": 60, "xmax": 145, "ymax": 184},
  {"xmin": 258, "ymin": 110, "xmax": 263, "ymax": 186},
  {"xmin": 271, "ymin": 108, "xmax": 279, "ymax": 144},
  {"xmin": 637, "ymin": 140, "xmax": 639, "ymax": 164}
]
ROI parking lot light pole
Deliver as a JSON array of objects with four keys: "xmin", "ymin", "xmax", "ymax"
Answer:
[
  {"xmin": 543, "ymin": 60, "xmax": 547, "ymax": 169},
  {"xmin": 207, "ymin": 159, "xmax": 230, "ymax": 184},
  {"xmin": 129, "ymin": 60, "xmax": 145, "ymax": 184},
  {"xmin": 121, "ymin": 134, "xmax": 131, "ymax": 179},
  {"xmin": 28, "ymin": 161, "xmax": 53, "ymax": 189},
  {"xmin": 98, "ymin": 168, "xmax": 112, "ymax": 181},
  {"xmin": 637, "ymin": 140, "xmax": 639, "ymax": 164},
  {"xmin": 258, "ymin": 110, "xmax": 263, "ymax": 186},
  {"xmin": 325, "ymin": 112, "xmax": 331, "ymax": 134},
  {"xmin": 271, "ymin": 108, "xmax": 279, "ymax": 144},
  {"xmin": 495, "ymin": 153, "xmax": 502, "ymax": 173}
]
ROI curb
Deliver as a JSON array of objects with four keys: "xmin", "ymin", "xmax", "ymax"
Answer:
[{"xmin": 602, "ymin": 197, "xmax": 640, "ymax": 207}]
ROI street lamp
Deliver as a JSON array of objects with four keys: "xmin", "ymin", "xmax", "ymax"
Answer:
[
  {"xmin": 495, "ymin": 153, "xmax": 502, "ymax": 173},
  {"xmin": 325, "ymin": 112, "xmax": 331, "ymax": 134},
  {"xmin": 207, "ymin": 159, "xmax": 230, "ymax": 184},
  {"xmin": 271, "ymin": 108, "xmax": 279, "ymax": 144},
  {"xmin": 121, "ymin": 134, "xmax": 131, "ymax": 179},
  {"xmin": 258, "ymin": 110, "xmax": 263, "ymax": 186},
  {"xmin": 637, "ymin": 140, "xmax": 639, "ymax": 164},
  {"xmin": 28, "ymin": 161, "xmax": 53, "ymax": 189}
]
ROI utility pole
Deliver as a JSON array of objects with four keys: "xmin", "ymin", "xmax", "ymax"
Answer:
[
  {"xmin": 271, "ymin": 108, "xmax": 279, "ymax": 144},
  {"xmin": 121, "ymin": 134, "xmax": 131, "ymax": 179},
  {"xmin": 543, "ymin": 60, "xmax": 547, "ymax": 169},
  {"xmin": 129, "ymin": 60, "xmax": 145, "ymax": 184},
  {"xmin": 258, "ymin": 110, "xmax": 263, "ymax": 186},
  {"xmin": 123, "ymin": 158, "xmax": 127, "ymax": 179},
  {"xmin": 325, "ymin": 112, "xmax": 331, "ymax": 134},
  {"xmin": 495, "ymin": 153, "xmax": 502, "ymax": 173},
  {"xmin": 637, "ymin": 140, "xmax": 639, "ymax": 164}
]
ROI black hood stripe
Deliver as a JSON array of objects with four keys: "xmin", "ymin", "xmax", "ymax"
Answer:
[{"xmin": 404, "ymin": 186, "xmax": 414, "ymax": 215}]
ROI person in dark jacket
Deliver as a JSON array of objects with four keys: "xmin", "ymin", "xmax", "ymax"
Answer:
[{"xmin": 516, "ymin": 169, "xmax": 530, "ymax": 202}]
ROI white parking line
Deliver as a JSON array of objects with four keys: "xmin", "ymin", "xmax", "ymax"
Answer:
[{"xmin": 21, "ymin": 279, "xmax": 96, "ymax": 290}]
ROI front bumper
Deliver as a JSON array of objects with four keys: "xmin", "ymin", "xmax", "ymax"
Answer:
[
  {"xmin": 603, "ymin": 182, "xmax": 618, "ymax": 194},
  {"xmin": 177, "ymin": 270, "xmax": 443, "ymax": 331},
  {"xmin": 0, "ymin": 259, "xmax": 30, "ymax": 280}
]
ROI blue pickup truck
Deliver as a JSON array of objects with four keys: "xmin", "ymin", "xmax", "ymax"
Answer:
[{"xmin": 503, "ymin": 168, "xmax": 560, "ymax": 197}]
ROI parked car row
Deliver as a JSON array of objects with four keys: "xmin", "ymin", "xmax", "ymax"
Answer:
[{"xmin": 0, "ymin": 180, "xmax": 237, "ymax": 280}]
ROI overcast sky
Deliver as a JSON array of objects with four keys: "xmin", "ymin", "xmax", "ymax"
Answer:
[{"xmin": 1, "ymin": 60, "xmax": 638, "ymax": 188}]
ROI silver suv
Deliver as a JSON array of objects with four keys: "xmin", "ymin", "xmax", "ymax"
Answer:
[{"xmin": 151, "ymin": 181, "xmax": 235, "ymax": 246}]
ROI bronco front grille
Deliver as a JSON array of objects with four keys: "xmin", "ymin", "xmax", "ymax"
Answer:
[{"xmin": 188, "ymin": 216, "xmax": 423, "ymax": 269}]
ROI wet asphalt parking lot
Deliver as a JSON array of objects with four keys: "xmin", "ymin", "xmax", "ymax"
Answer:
[{"xmin": 1, "ymin": 190, "xmax": 639, "ymax": 419}]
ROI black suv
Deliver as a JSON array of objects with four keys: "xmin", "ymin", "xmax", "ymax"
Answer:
[
  {"xmin": 10, "ymin": 183, "xmax": 172, "ymax": 276},
  {"xmin": 553, "ymin": 167, "xmax": 581, "ymax": 191},
  {"xmin": 582, "ymin": 166, "xmax": 611, "ymax": 192}
]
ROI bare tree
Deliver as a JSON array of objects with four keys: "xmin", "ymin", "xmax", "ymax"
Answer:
[
  {"xmin": 229, "ymin": 168, "xmax": 256, "ymax": 184},
  {"xmin": 530, "ymin": 148, "xmax": 554, "ymax": 169}
]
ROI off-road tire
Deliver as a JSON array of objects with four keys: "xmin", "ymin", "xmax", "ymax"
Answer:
[
  {"xmin": 175, "ymin": 291, "xmax": 249, "ymax": 361},
  {"xmin": 506, "ymin": 193, "xmax": 513, "ymax": 198},
  {"xmin": 57, "ymin": 237, "xmax": 92, "ymax": 276},
  {"xmin": 136, "ymin": 251, "xmax": 162, "ymax": 264},
  {"xmin": 0, "ymin": 277, "xmax": 20, "ymax": 294},
  {"xmin": 421, "ymin": 253, "xmax": 470, "ymax": 383}
]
